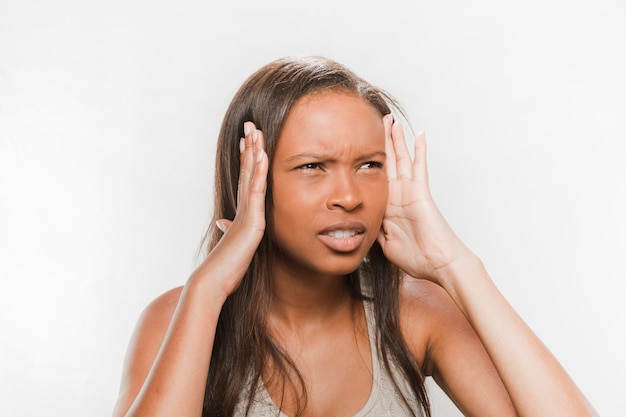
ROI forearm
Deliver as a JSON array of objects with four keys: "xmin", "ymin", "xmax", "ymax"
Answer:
[
  {"xmin": 123, "ymin": 262, "xmax": 227, "ymax": 417},
  {"xmin": 437, "ymin": 255, "xmax": 598, "ymax": 417},
  {"xmin": 114, "ymin": 123, "xmax": 267, "ymax": 417}
]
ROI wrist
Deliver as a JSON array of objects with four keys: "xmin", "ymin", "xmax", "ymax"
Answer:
[
  {"xmin": 186, "ymin": 260, "xmax": 231, "ymax": 314},
  {"xmin": 432, "ymin": 251, "xmax": 485, "ymax": 293}
]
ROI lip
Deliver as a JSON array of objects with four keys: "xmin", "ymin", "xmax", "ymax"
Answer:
[{"xmin": 317, "ymin": 222, "xmax": 366, "ymax": 253}]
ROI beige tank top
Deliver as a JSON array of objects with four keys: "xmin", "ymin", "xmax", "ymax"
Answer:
[{"xmin": 233, "ymin": 299, "xmax": 419, "ymax": 416}]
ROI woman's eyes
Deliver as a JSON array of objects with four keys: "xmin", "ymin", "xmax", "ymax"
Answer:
[{"xmin": 296, "ymin": 161, "xmax": 383, "ymax": 172}]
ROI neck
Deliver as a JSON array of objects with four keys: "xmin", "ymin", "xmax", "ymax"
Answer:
[{"xmin": 269, "ymin": 262, "xmax": 355, "ymax": 332}]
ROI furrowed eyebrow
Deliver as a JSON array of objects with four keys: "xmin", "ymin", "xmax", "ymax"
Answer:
[
  {"xmin": 357, "ymin": 151, "xmax": 387, "ymax": 160},
  {"xmin": 285, "ymin": 153, "xmax": 327, "ymax": 162},
  {"xmin": 285, "ymin": 151, "xmax": 386, "ymax": 162}
]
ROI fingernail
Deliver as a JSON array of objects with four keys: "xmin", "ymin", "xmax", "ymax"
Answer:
[
  {"xmin": 239, "ymin": 138, "xmax": 245, "ymax": 153},
  {"xmin": 244, "ymin": 122, "xmax": 252, "ymax": 136},
  {"xmin": 256, "ymin": 148, "xmax": 264, "ymax": 162},
  {"xmin": 252, "ymin": 129, "xmax": 258, "ymax": 143},
  {"xmin": 215, "ymin": 220, "xmax": 226, "ymax": 233}
]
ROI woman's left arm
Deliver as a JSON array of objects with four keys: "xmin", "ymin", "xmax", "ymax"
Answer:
[
  {"xmin": 400, "ymin": 277, "xmax": 516, "ymax": 417},
  {"xmin": 378, "ymin": 115, "xmax": 599, "ymax": 417}
]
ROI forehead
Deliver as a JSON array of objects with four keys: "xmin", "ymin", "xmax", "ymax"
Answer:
[{"xmin": 276, "ymin": 91, "xmax": 385, "ymax": 155}]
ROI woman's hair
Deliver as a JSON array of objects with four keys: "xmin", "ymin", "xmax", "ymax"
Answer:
[{"xmin": 201, "ymin": 56, "xmax": 430, "ymax": 416}]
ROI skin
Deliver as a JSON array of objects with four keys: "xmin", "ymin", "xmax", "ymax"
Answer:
[
  {"xmin": 266, "ymin": 92, "xmax": 389, "ymax": 415},
  {"xmin": 111, "ymin": 91, "xmax": 599, "ymax": 417}
]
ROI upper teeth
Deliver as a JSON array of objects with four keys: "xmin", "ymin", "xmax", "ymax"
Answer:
[{"xmin": 328, "ymin": 230, "xmax": 357, "ymax": 238}]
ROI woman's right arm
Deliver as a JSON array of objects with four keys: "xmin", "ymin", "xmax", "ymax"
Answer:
[{"xmin": 111, "ymin": 122, "xmax": 268, "ymax": 417}]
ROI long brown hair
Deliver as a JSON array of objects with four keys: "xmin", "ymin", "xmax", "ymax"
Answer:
[{"xmin": 201, "ymin": 56, "xmax": 430, "ymax": 416}]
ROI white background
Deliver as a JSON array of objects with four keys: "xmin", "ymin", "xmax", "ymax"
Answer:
[{"xmin": 1, "ymin": 1, "xmax": 625, "ymax": 416}]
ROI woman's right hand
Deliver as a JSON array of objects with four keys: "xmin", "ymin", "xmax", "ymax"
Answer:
[
  {"xmin": 199, "ymin": 121, "xmax": 268, "ymax": 298},
  {"xmin": 111, "ymin": 123, "xmax": 268, "ymax": 417}
]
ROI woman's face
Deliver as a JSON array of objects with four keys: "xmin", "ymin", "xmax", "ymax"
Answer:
[{"xmin": 271, "ymin": 91, "xmax": 388, "ymax": 278}]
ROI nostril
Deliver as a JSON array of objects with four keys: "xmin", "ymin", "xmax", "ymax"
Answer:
[
  {"xmin": 328, "ymin": 195, "xmax": 364, "ymax": 211},
  {"xmin": 326, "ymin": 175, "xmax": 364, "ymax": 211}
]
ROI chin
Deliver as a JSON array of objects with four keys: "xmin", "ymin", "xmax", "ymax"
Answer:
[{"xmin": 315, "ymin": 254, "xmax": 366, "ymax": 277}]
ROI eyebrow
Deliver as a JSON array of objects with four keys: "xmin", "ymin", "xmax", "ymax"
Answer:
[{"xmin": 285, "ymin": 151, "xmax": 386, "ymax": 162}]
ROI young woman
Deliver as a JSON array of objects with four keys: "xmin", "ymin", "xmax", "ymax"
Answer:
[{"xmin": 111, "ymin": 56, "xmax": 598, "ymax": 417}]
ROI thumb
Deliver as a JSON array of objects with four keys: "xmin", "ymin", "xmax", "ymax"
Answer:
[
  {"xmin": 377, "ymin": 224, "xmax": 388, "ymax": 248},
  {"xmin": 215, "ymin": 219, "xmax": 233, "ymax": 233}
]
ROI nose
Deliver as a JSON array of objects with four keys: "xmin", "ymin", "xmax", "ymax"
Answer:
[{"xmin": 326, "ymin": 171, "xmax": 363, "ymax": 212}]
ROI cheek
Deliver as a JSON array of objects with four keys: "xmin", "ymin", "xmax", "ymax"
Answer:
[
  {"xmin": 273, "ymin": 177, "xmax": 311, "ymax": 205},
  {"xmin": 371, "ymin": 179, "xmax": 388, "ymax": 219},
  {"xmin": 270, "ymin": 177, "xmax": 319, "ymax": 231}
]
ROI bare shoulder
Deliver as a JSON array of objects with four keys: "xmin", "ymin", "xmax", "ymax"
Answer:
[
  {"xmin": 127, "ymin": 286, "xmax": 184, "ymax": 370},
  {"xmin": 399, "ymin": 279, "xmax": 516, "ymax": 416},
  {"xmin": 111, "ymin": 286, "xmax": 183, "ymax": 416},
  {"xmin": 140, "ymin": 286, "xmax": 184, "ymax": 326},
  {"xmin": 398, "ymin": 278, "xmax": 470, "ymax": 374}
]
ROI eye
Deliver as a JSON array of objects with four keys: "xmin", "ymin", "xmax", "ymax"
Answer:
[
  {"xmin": 298, "ymin": 162, "xmax": 323, "ymax": 172},
  {"xmin": 360, "ymin": 161, "xmax": 384, "ymax": 169}
]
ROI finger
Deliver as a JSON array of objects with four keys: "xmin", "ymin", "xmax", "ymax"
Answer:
[
  {"xmin": 248, "ymin": 146, "xmax": 269, "ymax": 212},
  {"xmin": 237, "ymin": 121, "xmax": 257, "ymax": 207},
  {"xmin": 236, "ymin": 136, "xmax": 245, "ymax": 202},
  {"xmin": 254, "ymin": 123, "xmax": 265, "ymax": 152},
  {"xmin": 412, "ymin": 131, "xmax": 429, "ymax": 186},
  {"xmin": 215, "ymin": 219, "xmax": 233, "ymax": 233},
  {"xmin": 243, "ymin": 125, "xmax": 268, "ymax": 217},
  {"xmin": 376, "ymin": 228, "xmax": 386, "ymax": 250},
  {"xmin": 251, "ymin": 127, "xmax": 267, "ymax": 195},
  {"xmin": 241, "ymin": 127, "xmax": 269, "ymax": 228},
  {"xmin": 377, "ymin": 220, "xmax": 389, "ymax": 244},
  {"xmin": 383, "ymin": 114, "xmax": 397, "ymax": 180},
  {"xmin": 391, "ymin": 121, "xmax": 413, "ymax": 179}
]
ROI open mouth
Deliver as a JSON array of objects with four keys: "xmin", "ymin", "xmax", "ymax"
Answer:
[
  {"xmin": 318, "ymin": 223, "xmax": 366, "ymax": 252},
  {"xmin": 326, "ymin": 230, "xmax": 359, "ymax": 238}
]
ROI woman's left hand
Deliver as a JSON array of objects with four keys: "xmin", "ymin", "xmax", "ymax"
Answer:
[
  {"xmin": 376, "ymin": 115, "xmax": 472, "ymax": 284},
  {"xmin": 377, "ymin": 116, "xmax": 600, "ymax": 417}
]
